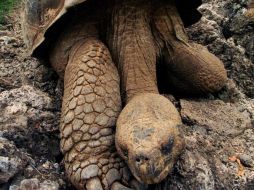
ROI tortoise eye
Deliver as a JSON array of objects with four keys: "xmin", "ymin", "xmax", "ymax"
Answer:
[{"xmin": 161, "ymin": 138, "xmax": 174, "ymax": 155}]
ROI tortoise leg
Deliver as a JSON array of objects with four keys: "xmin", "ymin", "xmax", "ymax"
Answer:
[
  {"xmin": 153, "ymin": 3, "xmax": 227, "ymax": 95},
  {"xmin": 163, "ymin": 43, "xmax": 227, "ymax": 95},
  {"xmin": 60, "ymin": 37, "xmax": 132, "ymax": 190}
]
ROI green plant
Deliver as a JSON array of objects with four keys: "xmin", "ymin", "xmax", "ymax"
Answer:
[{"xmin": 0, "ymin": 0, "xmax": 17, "ymax": 24}]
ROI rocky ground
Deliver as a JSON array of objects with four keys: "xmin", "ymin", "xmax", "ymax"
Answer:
[{"xmin": 0, "ymin": 0, "xmax": 253, "ymax": 189}]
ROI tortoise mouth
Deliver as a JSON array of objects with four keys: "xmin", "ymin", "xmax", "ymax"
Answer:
[
  {"xmin": 129, "ymin": 159, "xmax": 173, "ymax": 184},
  {"xmin": 134, "ymin": 164, "xmax": 172, "ymax": 184}
]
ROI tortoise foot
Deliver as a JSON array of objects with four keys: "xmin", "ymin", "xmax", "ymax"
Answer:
[
  {"xmin": 164, "ymin": 42, "xmax": 228, "ymax": 95},
  {"xmin": 152, "ymin": 2, "xmax": 227, "ymax": 95}
]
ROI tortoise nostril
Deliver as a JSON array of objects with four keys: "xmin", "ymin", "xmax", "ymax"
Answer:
[{"xmin": 135, "ymin": 155, "xmax": 149, "ymax": 164}]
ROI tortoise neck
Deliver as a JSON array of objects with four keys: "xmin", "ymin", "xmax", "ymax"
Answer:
[{"xmin": 108, "ymin": 0, "xmax": 159, "ymax": 103}]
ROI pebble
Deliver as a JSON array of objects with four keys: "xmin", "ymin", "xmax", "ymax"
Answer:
[{"xmin": 239, "ymin": 154, "xmax": 254, "ymax": 168}]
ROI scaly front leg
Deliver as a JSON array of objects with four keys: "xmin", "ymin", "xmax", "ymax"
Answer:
[{"xmin": 60, "ymin": 38, "xmax": 133, "ymax": 190}]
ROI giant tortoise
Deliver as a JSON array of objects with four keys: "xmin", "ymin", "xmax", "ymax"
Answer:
[{"xmin": 22, "ymin": 0, "xmax": 228, "ymax": 189}]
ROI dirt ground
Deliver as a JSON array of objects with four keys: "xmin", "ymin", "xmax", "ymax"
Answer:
[{"xmin": 0, "ymin": 0, "xmax": 253, "ymax": 189}]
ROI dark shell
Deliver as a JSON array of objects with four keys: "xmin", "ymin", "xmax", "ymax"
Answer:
[
  {"xmin": 22, "ymin": 0, "xmax": 202, "ymax": 54},
  {"xmin": 176, "ymin": 0, "xmax": 202, "ymax": 27},
  {"xmin": 22, "ymin": 0, "xmax": 86, "ymax": 54}
]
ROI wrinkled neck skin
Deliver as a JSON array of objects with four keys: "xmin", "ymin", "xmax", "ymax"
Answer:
[
  {"xmin": 107, "ymin": 0, "xmax": 187, "ymax": 102},
  {"xmin": 108, "ymin": 0, "xmax": 158, "ymax": 102}
]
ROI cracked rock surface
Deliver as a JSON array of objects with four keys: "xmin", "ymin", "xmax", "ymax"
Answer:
[{"xmin": 0, "ymin": 0, "xmax": 253, "ymax": 189}]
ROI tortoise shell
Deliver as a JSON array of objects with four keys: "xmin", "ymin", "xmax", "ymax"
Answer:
[{"xmin": 22, "ymin": 0, "xmax": 202, "ymax": 54}]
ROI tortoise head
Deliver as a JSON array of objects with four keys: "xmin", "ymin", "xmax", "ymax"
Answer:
[{"xmin": 116, "ymin": 93, "xmax": 184, "ymax": 184}]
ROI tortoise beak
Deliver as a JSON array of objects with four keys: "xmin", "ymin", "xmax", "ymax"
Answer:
[
  {"xmin": 127, "ymin": 149, "xmax": 173, "ymax": 184},
  {"xmin": 129, "ymin": 156, "xmax": 173, "ymax": 184}
]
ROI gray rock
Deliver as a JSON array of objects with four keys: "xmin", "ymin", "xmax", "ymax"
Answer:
[
  {"xmin": 0, "ymin": 137, "xmax": 27, "ymax": 184},
  {"xmin": 9, "ymin": 178, "xmax": 59, "ymax": 190},
  {"xmin": 180, "ymin": 99, "xmax": 251, "ymax": 137},
  {"xmin": 156, "ymin": 98, "xmax": 254, "ymax": 190},
  {"xmin": 0, "ymin": 85, "xmax": 54, "ymax": 130},
  {"xmin": 187, "ymin": 0, "xmax": 254, "ymax": 98},
  {"xmin": 239, "ymin": 154, "xmax": 254, "ymax": 168}
]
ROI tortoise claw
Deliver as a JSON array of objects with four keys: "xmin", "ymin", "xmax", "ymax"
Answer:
[
  {"xmin": 111, "ymin": 182, "xmax": 133, "ymax": 190},
  {"xmin": 130, "ymin": 180, "xmax": 148, "ymax": 190},
  {"xmin": 86, "ymin": 177, "xmax": 103, "ymax": 190}
]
